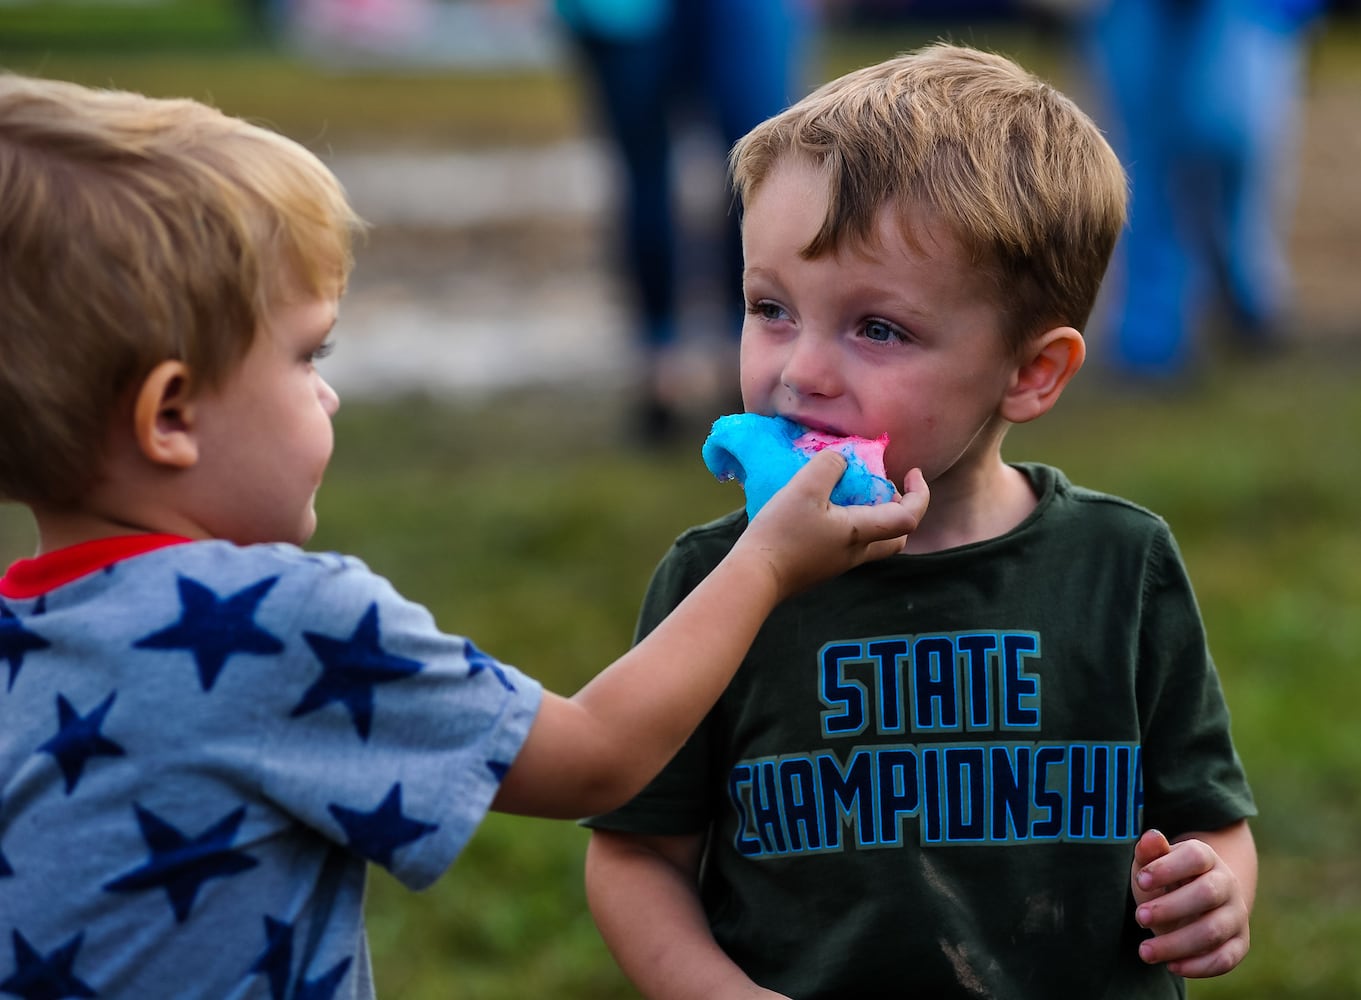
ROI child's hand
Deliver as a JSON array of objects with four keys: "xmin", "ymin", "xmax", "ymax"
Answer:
[
  {"xmin": 1130, "ymin": 828, "xmax": 1251, "ymax": 978},
  {"xmin": 737, "ymin": 451, "xmax": 928, "ymax": 600}
]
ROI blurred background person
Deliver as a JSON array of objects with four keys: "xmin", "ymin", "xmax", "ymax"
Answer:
[
  {"xmin": 1068, "ymin": 0, "xmax": 1327, "ymax": 383},
  {"xmin": 554, "ymin": 0, "xmax": 817, "ymax": 444}
]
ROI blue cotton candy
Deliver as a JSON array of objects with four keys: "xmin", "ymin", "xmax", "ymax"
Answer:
[{"xmin": 702, "ymin": 413, "xmax": 897, "ymax": 520}]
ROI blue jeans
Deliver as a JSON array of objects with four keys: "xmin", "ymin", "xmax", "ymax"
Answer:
[
  {"xmin": 1082, "ymin": 0, "xmax": 1316, "ymax": 376},
  {"xmin": 566, "ymin": 0, "xmax": 811, "ymax": 351}
]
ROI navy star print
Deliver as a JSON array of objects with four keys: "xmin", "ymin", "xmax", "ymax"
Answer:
[
  {"xmin": 103, "ymin": 804, "xmax": 259, "ymax": 921},
  {"xmin": 250, "ymin": 918, "xmax": 352, "ymax": 1000},
  {"xmin": 328, "ymin": 782, "xmax": 437, "ymax": 867},
  {"xmin": 133, "ymin": 575, "xmax": 284, "ymax": 691},
  {"xmin": 294, "ymin": 957, "xmax": 352, "ymax": 1000},
  {"xmin": 0, "ymin": 796, "xmax": 10, "ymax": 878},
  {"xmin": 0, "ymin": 930, "xmax": 96, "ymax": 1000},
  {"xmin": 38, "ymin": 692, "xmax": 125, "ymax": 794},
  {"xmin": 0, "ymin": 602, "xmax": 49, "ymax": 691},
  {"xmin": 464, "ymin": 639, "xmax": 516, "ymax": 692},
  {"xmin": 251, "ymin": 916, "xmax": 294, "ymax": 1000},
  {"xmin": 293, "ymin": 604, "xmax": 424, "ymax": 740}
]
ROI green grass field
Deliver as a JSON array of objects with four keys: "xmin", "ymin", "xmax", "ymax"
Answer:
[{"xmin": 3, "ymin": 6, "xmax": 1360, "ymax": 996}]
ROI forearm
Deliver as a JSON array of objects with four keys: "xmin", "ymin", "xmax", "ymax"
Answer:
[
  {"xmin": 494, "ymin": 549, "xmax": 779, "ymax": 817},
  {"xmin": 587, "ymin": 832, "xmax": 770, "ymax": 1000},
  {"xmin": 574, "ymin": 550, "xmax": 779, "ymax": 787}
]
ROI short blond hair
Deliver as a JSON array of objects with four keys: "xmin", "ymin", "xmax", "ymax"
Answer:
[
  {"xmin": 0, "ymin": 74, "xmax": 364, "ymax": 506},
  {"xmin": 731, "ymin": 42, "xmax": 1127, "ymax": 353}
]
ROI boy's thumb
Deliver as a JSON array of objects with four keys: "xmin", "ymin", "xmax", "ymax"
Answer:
[
  {"xmin": 793, "ymin": 449, "xmax": 849, "ymax": 494},
  {"xmin": 1134, "ymin": 828, "xmax": 1172, "ymax": 869}
]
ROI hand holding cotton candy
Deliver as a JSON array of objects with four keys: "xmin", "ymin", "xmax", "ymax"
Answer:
[{"xmin": 702, "ymin": 414, "xmax": 897, "ymax": 521}]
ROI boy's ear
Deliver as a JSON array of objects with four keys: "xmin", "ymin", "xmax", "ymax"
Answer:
[
  {"xmin": 132, "ymin": 360, "xmax": 199, "ymax": 468},
  {"xmin": 1000, "ymin": 326, "xmax": 1085, "ymax": 425}
]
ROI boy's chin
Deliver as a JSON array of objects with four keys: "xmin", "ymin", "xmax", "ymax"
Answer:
[
  {"xmin": 293, "ymin": 511, "xmax": 319, "ymax": 546},
  {"xmin": 235, "ymin": 513, "xmax": 318, "ymax": 548}
]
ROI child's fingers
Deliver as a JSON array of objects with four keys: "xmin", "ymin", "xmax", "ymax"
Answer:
[
  {"xmin": 1137, "ymin": 876, "xmax": 1215, "ymax": 934},
  {"xmin": 899, "ymin": 467, "xmax": 930, "ymax": 516},
  {"xmin": 1134, "ymin": 828, "xmax": 1172, "ymax": 870},
  {"xmin": 832, "ymin": 467, "xmax": 929, "ymax": 560},
  {"xmin": 1162, "ymin": 937, "xmax": 1251, "ymax": 980},
  {"xmin": 1136, "ymin": 836, "xmax": 1213, "ymax": 898},
  {"xmin": 798, "ymin": 448, "xmax": 851, "ymax": 494},
  {"xmin": 764, "ymin": 449, "xmax": 848, "ymax": 508},
  {"xmin": 757, "ymin": 454, "xmax": 928, "ymax": 552},
  {"xmin": 1137, "ymin": 901, "xmax": 1248, "ymax": 977},
  {"xmin": 1130, "ymin": 828, "xmax": 1174, "ymax": 905},
  {"xmin": 860, "ymin": 468, "xmax": 930, "ymax": 541},
  {"xmin": 1136, "ymin": 853, "xmax": 1234, "ymax": 934}
]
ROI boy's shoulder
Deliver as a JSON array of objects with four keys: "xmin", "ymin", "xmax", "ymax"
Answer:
[
  {"xmin": 167, "ymin": 539, "xmax": 364, "ymax": 576},
  {"xmin": 1017, "ymin": 463, "xmax": 1184, "ymax": 572},
  {"xmin": 639, "ymin": 509, "xmax": 746, "ymax": 594},
  {"xmin": 101, "ymin": 539, "xmax": 370, "ymax": 596},
  {"xmin": 668, "ymin": 508, "xmax": 748, "ymax": 563},
  {"xmin": 674, "ymin": 508, "xmax": 749, "ymax": 546},
  {"xmin": 1022, "ymin": 462, "xmax": 1170, "ymax": 534},
  {"xmin": 135, "ymin": 540, "xmax": 397, "ymax": 619}
]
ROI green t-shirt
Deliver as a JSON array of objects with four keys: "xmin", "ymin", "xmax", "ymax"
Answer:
[{"xmin": 587, "ymin": 464, "xmax": 1256, "ymax": 999}]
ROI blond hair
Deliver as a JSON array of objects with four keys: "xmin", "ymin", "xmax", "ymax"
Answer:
[
  {"xmin": 0, "ymin": 74, "xmax": 364, "ymax": 506},
  {"xmin": 731, "ymin": 42, "xmax": 1127, "ymax": 353}
]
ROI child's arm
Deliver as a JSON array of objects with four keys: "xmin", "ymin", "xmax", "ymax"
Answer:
[
  {"xmin": 492, "ymin": 453, "xmax": 929, "ymax": 819},
  {"xmin": 585, "ymin": 830, "xmax": 789, "ymax": 1000},
  {"xmin": 1130, "ymin": 820, "xmax": 1257, "ymax": 978}
]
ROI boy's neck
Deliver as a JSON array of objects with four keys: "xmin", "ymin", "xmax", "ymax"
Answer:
[
  {"xmin": 903, "ymin": 460, "xmax": 1038, "ymax": 554},
  {"xmin": 28, "ymin": 504, "xmax": 208, "ymax": 558},
  {"xmin": 2, "ymin": 532, "xmax": 191, "ymax": 598}
]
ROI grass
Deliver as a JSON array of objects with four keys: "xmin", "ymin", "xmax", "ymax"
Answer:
[{"xmin": 2, "ymin": 9, "xmax": 1360, "ymax": 996}]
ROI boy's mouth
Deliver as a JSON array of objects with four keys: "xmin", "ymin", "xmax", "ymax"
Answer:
[{"xmin": 782, "ymin": 414, "xmax": 849, "ymax": 438}]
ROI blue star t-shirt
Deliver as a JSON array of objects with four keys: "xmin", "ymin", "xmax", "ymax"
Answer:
[{"xmin": 0, "ymin": 536, "xmax": 542, "ymax": 998}]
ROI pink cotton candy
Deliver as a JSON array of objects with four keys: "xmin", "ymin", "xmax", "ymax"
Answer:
[{"xmin": 792, "ymin": 429, "xmax": 891, "ymax": 480}]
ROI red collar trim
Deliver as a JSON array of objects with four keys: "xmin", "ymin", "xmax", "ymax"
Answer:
[{"xmin": 1, "ymin": 534, "xmax": 192, "ymax": 599}]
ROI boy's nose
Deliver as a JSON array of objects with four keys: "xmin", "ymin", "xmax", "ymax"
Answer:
[
  {"xmin": 319, "ymin": 376, "xmax": 340, "ymax": 415},
  {"xmin": 780, "ymin": 334, "xmax": 839, "ymax": 398}
]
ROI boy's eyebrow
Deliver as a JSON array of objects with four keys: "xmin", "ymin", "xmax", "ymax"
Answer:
[{"xmin": 740, "ymin": 265, "xmax": 785, "ymax": 288}]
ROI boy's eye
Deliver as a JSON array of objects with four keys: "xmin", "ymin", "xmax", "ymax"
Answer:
[
  {"xmin": 308, "ymin": 341, "xmax": 335, "ymax": 363},
  {"xmin": 748, "ymin": 300, "xmax": 788, "ymax": 322},
  {"xmin": 863, "ymin": 319, "xmax": 905, "ymax": 344}
]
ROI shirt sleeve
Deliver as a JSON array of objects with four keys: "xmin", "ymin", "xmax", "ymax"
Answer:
[
  {"xmin": 254, "ymin": 553, "xmax": 542, "ymax": 889},
  {"xmin": 1135, "ymin": 527, "xmax": 1257, "ymax": 836}
]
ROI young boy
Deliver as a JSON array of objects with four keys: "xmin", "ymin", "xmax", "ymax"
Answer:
[
  {"xmin": 0, "ymin": 75, "xmax": 930, "ymax": 998},
  {"xmin": 584, "ymin": 43, "xmax": 1258, "ymax": 999}
]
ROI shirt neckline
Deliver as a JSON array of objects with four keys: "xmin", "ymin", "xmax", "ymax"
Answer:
[{"xmin": 1, "ymin": 534, "xmax": 192, "ymax": 599}]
